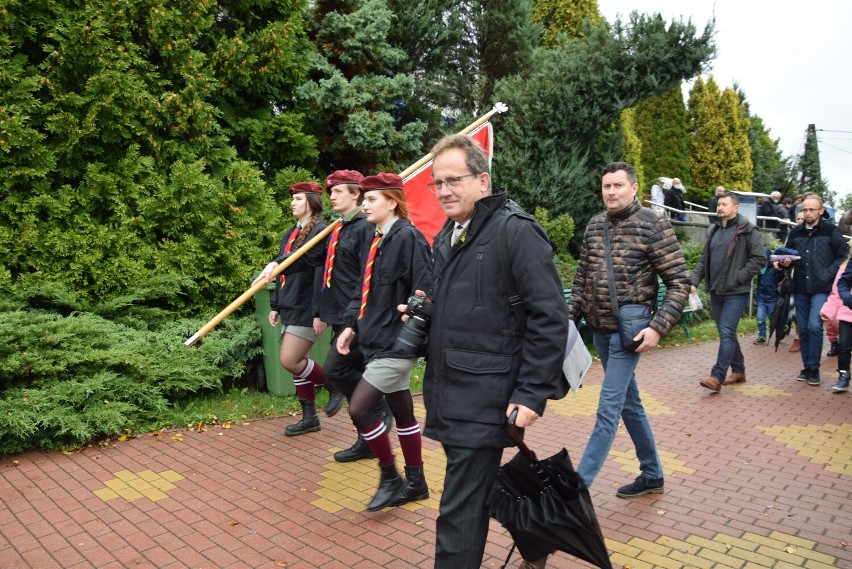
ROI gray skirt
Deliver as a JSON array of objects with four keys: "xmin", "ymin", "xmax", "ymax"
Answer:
[{"xmin": 362, "ymin": 357, "xmax": 417, "ymax": 393}]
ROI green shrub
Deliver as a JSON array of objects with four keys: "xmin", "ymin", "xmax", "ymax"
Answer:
[{"xmin": 0, "ymin": 281, "xmax": 261, "ymax": 454}]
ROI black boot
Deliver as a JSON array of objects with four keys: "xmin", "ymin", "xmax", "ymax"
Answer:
[
  {"xmin": 324, "ymin": 387, "xmax": 345, "ymax": 417},
  {"xmin": 285, "ymin": 400, "xmax": 320, "ymax": 437},
  {"xmin": 333, "ymin": 434, "xmax": 375, "ymax": 462},
  {"xmin": 391, "ymin": 465, "xmax": 429, "ymax": 506},
  {"xmin": 367, "ymin": 463, "xmax": 404, "ymax": 511},
  {"xmin": 827, "ymin": 341, "xmax": 839, "ymax": 357}
]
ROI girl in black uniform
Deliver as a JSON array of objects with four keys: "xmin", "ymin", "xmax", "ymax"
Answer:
[
  {"xmin": 337, "ymin": 173, "xmax": 432, "ymax": 511},
  {"xmin": 256, "ymin": 182, "xmax": 330, "ymax": 436}
]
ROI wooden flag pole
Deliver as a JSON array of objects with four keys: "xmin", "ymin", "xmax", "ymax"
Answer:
[{"xmin": 184, "ymin": 102, "xmax": 509, "ymax": 347}]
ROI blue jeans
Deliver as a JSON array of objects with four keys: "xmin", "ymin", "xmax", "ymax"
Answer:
[
  {"xmin": 578, "ymin": 332, "xmax": 663, "ymax": 486},
  {"xmin": 756, "ymin": 298, "xmax": 775, "ymax": 339},
  {"xmin": 710, "ymin": 292, "xmax": 748, "ymax": 380},
  {"xmin": 794, "ymin": 292, "xmax": 829, "ymax": 369}
]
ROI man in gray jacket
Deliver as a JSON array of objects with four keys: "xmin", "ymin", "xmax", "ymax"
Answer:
[{"xmin": 691, "ymin": 192, "xmax": 766, "ymax": 392}]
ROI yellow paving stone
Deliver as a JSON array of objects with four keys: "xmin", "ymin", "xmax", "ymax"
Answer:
[
  {"xmin": 795, "ymin": 548, "xmax": 839, "ymax": 565},
  {"xmin": 727, "ymin": 384, "xmax": 792, "ymax": 397},
  {"xmin": 316, "ymin": 479, "xmax": 346, "ymax": 492},
  {"xmin": 669, "ymin": 549, "xmax": 715, "ymax": 569},
  {"xmin": 94, "ymin": 469, "xmax": 185, "ymax": 503},
  {"xmin": 658, "ymin": 535, "xmax": 702, "ymax": 556},
  {"xmin": 627, "ymin": 537, "xmax": 673, "ymax": 556},
  {"xmin": 754, "ymin": 544, "xmax": 805, "ymax": 565},
  {"xmin": 309, "ymin": 497, "xmax": 342, "ymax": 513},
  {"xmin": 742, "ymin": 532, "xmax": 795, "ymax": 550},
  {"xmin": 715, "ymin": 536, "xmax": 761, "ymax": 553},
  {"xmin": 754, "ymin": 423, "xmax": 852, "ymax": 475},
  {"xmin": 805, "ymin": 559, "xmax": 842, "ymax": 569},
  {"xmin": 767, "ymin": 531, "xmax": 820, "ymax": 550},
  {"xmin": 637, "ymin": 550, "xmax": 684, "ymax": 568},
  {"xmin": 610, "ymin": 552, "xmax": 654, "ymax": 569},
  {"xmin": 93, "ymin": 488, "xmax": 120, "ymax": 501},
  {"xmin": 610, "ymin": 448, "xmax": 696, "ymax": 475},
  {"xmin": 725, "ymin": 546, "xmax": 777, "ymax": 566},
  {"xmin": 159, "ymin": 470, "xmax": 184, "ymax": 482},
  {"xmin": 547, "ymin": 385, "xmax": 601, "ymax": 417},
  {"xmin": 686, "ymin": 535, "xmax": 734, "ymax": 553},
  {"xmin": 696, "ymin": 548, "xmax": 746, "ymax": 567},
  {"xmin": 604, "ymin": 538, "xmax": 642, "ymax": 558},
  {"xmin": 141, "ymin": 489, "xmax": 169, "ymax": 501}
]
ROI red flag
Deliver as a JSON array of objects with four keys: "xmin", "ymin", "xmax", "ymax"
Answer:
[{"xmin": 404, "ymin": 123, "xmax": 494, "ymax": 245}]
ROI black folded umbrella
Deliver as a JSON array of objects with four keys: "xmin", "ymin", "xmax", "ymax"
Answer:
[
  {"xmin": 768, "ymin": 293, "xmax": 796, "ymax": 351},
  {"xmin": 488, "ymin": 411, "xmax": 613, "ymax": 569}
]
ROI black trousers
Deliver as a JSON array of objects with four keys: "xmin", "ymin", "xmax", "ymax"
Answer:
[
  {"xmin": 323, "ymin": 325, "xmax": 366, "ymax": 399},
  {"xmin": 838, "ymin": 320, "xmax": 852, "ymax": 372},
  {"xmin": 435, "ymin": 445, "xmax": 504, "ymax": 569}
]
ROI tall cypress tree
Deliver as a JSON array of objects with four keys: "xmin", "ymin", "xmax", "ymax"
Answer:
[
  {"xmin": 633, "ymin": 84, "xmax": 691, "ymax": 191},
  {"xmin": 532, "ymin": 0, "xmax": 603, "ymax": 47},
  {"xmin": 687, "ymin": 76, "xmax": 752, "ymax": 194},
  {"xmin": 798, "ymin": 123, "xmax": 830, "ymax": 201}
]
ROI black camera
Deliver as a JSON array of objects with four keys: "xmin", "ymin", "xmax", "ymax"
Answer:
[{"xmin": 393, "ymin": 295, "xmax": 433, "ymax": 357}]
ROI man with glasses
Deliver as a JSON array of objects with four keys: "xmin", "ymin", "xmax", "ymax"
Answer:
[
  {"xmin": 776, "ymin": 194, "xmax": 848, "ymax": 385},
  {"xmin": 411, "ymin": 134, "xmax": 569, "ymax": 569}
]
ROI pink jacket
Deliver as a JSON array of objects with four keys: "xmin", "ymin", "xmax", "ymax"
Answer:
[{"xmin": 820, "ymin": 266, "xmax": 852, "ymax": 323}]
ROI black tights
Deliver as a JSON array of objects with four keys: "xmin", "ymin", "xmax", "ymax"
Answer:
[{"xmin": 349, "ymin": 380, "xmax": 415, "ymax": 431}]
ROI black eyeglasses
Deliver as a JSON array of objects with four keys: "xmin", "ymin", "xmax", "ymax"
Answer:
[{"xmin": 427, "ymin": 173, "xmax": 481, "ymax": 193}]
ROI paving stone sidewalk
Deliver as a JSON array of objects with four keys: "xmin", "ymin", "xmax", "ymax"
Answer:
[{"xmin": 1, "ymin": 334, "xmax": 849, "ymax": 568}]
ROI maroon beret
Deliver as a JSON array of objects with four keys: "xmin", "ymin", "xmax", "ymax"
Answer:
[
  {"xmin": 325, "ymin": 169, "xmax": 364, "ymax": 191},
  {"xmin": 359, "ymin": 173, "xmax": 404, "ymax": 192},
  {"xmin": 288, "ymin": 181, "xmax": 323, "ymax": 195}
]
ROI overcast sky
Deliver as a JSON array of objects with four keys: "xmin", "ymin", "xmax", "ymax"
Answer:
[{"xmin": 597, "ymin": 0, "xmax": 852, "ymax": 204}]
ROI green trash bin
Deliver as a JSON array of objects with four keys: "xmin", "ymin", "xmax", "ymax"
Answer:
[{"xmin": 252, "ymin": 276, "xmax": 333, "ymax": 396}]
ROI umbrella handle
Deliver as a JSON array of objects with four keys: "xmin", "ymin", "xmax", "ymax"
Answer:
[{"xmin": 506, "ymin": 409, "xmax": 538, "ymax": 463}]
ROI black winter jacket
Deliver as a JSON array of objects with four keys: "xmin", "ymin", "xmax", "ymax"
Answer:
[
  {"xmin": 784, "ymin": 219, "xmax": 848, "ymax": 294},
  {"xmin": 270, "ymin": 220, "xmax": 328, "ymax": 327},
  {"xmin": 691, "ymin": 214, "xmax": 766, "ymax": 295},
  {"xmin": 344, "ymin": 219, "xmax": 431, "ymax": 360},
  {"xmin": 317, "ymin": 212, "xmax": 375, "ymax": 327},
  {"xmin": 423, "ymin": 191, "xmax": 569, "ymax": 449}
]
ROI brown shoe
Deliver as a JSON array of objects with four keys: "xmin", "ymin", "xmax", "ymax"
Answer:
[
  {"xmin": 518, "ymin": 558, "xmax": 547, "ymax": 569},
  {"xmin": 789, "ymin": 338, "xmax": 800, "ymax": 352},
  {"xmin": 725, "ymin": 372, "xmax": 746, "ymax": 385},
  {"xmin": 699, "ymin": 377, "xmax": 722, "ymax": 392}
]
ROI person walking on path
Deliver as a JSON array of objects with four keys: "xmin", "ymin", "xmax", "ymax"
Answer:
[
  {"xmin": 753, "ymin": 247, "xmax": 784, "ymax": 346},
  {"xmin": 336, "ymin": 173, "xmax": 432, "ymax": 512},
  {"xmin": 664, "ymin": 177, "xmax": 687, "ymax": 222},
  {"xmin": 254, "ymin": 182, "xmax": 331, "ymax": 436},
  {"xmin": 776, "ymin": 194, "xmax": 848, "ymax": 385},
  {"xmin": 568, "ymin": 161, "xmax": 690, "ymax": 499},
  {"xmin": 413, "ymin": 134, "xmax": 569, "ymax": 569},
  {"xmin": 821, "ymin": 257, "xmax": 852, "ymax": 392},
  {"xmin": 690, "ymin": 193, "xmax": 766, "ymax": 392}
]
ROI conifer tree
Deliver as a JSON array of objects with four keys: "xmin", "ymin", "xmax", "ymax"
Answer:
[
  {"xmin": 798, "ymin": 123, "xmax": 830, "ymax": 201},
  {"xmin": 687, "ymin": 76, "xmax": 752, "ymax": 195},
  {"xmin": 633, "ymin": 84, "xmax": 691, "ymax": 192},
  {"xmin": 0, "ymin": 0, "xmax": 316, "ymax": 311},
  {"xmin": 299, "ymin": 0, "xmax": 427, "ymax": 174},
  {"xmin": 532, "ymin": 0, "xmax": 603, "ymax": 47},
  {"xmin": 493, "ymin": 12, "xmax": 714, "ymax": 231}
]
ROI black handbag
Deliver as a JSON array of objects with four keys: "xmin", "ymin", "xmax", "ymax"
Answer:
[{"xmin": 604, "ymin": 217, "xmax": 653, "ymax": 352}]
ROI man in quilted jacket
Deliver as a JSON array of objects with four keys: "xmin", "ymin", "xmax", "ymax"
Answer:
[{"xmin": 568, "ymin": 162, "xmax": 690, "ymax": 498}]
